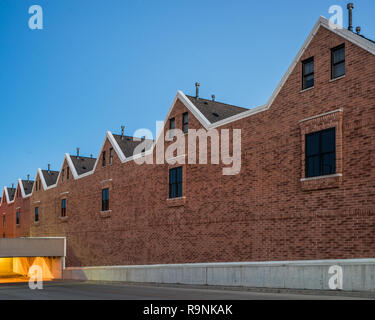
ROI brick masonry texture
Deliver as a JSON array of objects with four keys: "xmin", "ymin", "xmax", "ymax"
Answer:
[{"xmin": 1, "ymin": 26, "xmax": 375, "ymax": 267}]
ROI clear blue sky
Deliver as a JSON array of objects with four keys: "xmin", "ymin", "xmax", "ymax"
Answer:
[{"xmin": 0, "ymin": 0, "xmax": 374, "ymax": 186}]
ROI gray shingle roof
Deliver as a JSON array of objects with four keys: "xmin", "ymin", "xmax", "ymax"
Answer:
[
  {"xmin": 22, "ymin": 180, "xmax": 34, "ymax": 195},
  {"xmin": 112, "ymin": 135, "xmax": 154, "ymax": 158},
  {"xmin": 186, "ymin": 95, "xmax": 248, "ymax": 123},
  {"xmin": 70, "ymin": 156, "xmax": 97, "ymax": 175},
  {"xmin": 7, "ymin": 187, "xmax": 16, "ymax": 201},
  {"xmin": 41, "ymin": 170, "xmax": 59, "ymax": 187}
]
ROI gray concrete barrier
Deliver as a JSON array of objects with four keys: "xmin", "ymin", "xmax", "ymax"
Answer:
[{"xmin": 63, "ymin": 258, "xmax": 375, "ymax": 292}]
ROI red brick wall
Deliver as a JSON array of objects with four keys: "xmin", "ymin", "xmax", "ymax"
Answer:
[
  {"xmin": 0, "ymin": 194, "xmax": 14, "ymax": 238},
  {"xmin": 0, "ymin": 184, "xmax": 31, "ymax": 238},
  {"xmin": 23, "ymin": 26, "xmax": 375, "ymax": 267}
]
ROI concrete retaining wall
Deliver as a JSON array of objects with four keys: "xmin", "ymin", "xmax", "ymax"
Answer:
[{"xmin": 63, "ymin": 258, "xmax": 375, "ymax": 292}]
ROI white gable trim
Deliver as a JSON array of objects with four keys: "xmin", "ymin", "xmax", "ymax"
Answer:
[{"xmin": 18, "ymin": 178, "xmax": 32, "ymax": 199}]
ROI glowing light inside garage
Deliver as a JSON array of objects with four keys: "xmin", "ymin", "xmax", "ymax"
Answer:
[{"xmin": 0, "ymin": 257, "xmax": 54, "ymax": 283}]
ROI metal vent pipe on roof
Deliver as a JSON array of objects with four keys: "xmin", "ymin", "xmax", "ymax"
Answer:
[
  {"xmin": 347, "ymin": 3, "xmax": 354, "ymax": 32},
  {"xmin": 27, "ymin": 174, "xmax": 30, "ymax": 182},
  {"xmin": 121, "ymin": 125, "xmax": 125, "ymax": 140},
  {"xmin": 211, "ymin": 94, "xmax": 215, "ymax": 101},
  {"xmin": 77, "ymin": 147, "xmax": 80, "ymax": 159},
  {"xmin": 356, "ymin": 26, "xmax": 361, "ymax": 35},
  {"xmin": 48, "ymin": 164, "xmax": 51, "ymax": 173},
  {"xmin": 195, "ymin": 82, "xmax": 200, "ymax": 100}
]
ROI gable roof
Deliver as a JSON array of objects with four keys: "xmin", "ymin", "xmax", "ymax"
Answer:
[
  {"xmin": 21, "ymin": 180, "xmax": 34, "ymax": 196},
  {"xmin": 112, "ymin": 134, "xmax": 154, "ymax": 158},
  {"xmin": 186, "ymin": 95, "xmax": 248, "ymax": 123},
  {"xmin": 7, "ymin": 187, "xmax": 16, "ymax": 202},
  {"xmin": 41, "ymin": 170, "xmax": 59, "ymax": 187},
  {"xmin": 70, "ymin": 155, "xmax": 97, "ymax": 175}
]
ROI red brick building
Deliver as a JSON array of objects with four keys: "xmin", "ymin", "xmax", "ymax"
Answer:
[
  {"xmin": 0, "ymin": 179, "xmax": 33, "ymax": 238},
  {"xmin": 2, "ymin": 17, "xmax": 375, "ymax": 268}
]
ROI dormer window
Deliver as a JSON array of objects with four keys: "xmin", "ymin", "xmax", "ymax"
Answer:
[
  {"xmin": 302, "ymin": 57, "xmax": 314, "ymax": 90},
  {"xmin": 331, "ymin": 44, "xmax": 345, "ymax": 79}
]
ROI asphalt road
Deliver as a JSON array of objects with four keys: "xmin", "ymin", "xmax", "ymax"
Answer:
[{"xmin": 0, "ymin": 281, "xmax": 372, "ymax": 300}]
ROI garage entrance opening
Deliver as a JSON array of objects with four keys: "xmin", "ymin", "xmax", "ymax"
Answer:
[
  {"xmin": 0, "ymin": 257, "xmax": 60, "ymax": 283},
  {"xmin": 0, "ymin": 237, "xmax": 66, "ymax": 284}
]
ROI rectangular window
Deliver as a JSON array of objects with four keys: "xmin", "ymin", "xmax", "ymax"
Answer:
[
  {"xmin": 169, "ymin": 118, "xmax": 175, "ymax": 130},
  {"xmin": 169, "ymin": 167, "xmax": 183, "ymax": 199},
  {"xmin": 35, "ymin": 207, "xmax": 39, "ymax": 222},
  {"xmin": 67, "ymin": 167, "xmax": 70, "ymax": 180},
  {"xmin": 61, "ymin": 199, "xmax": 67, "ymax": 217},
  {"xmin": 62, "ymin": 169, "xmax": 65, "ymax": 182},
  {"xmin": 102, "ymin": 151, "xmax": 106, "ymax": 167},
  {"xmin": 305, "ymin": 128, "xmax": 336, "ymax": 178},
  {"xmin": 302, "ymin": 57, "xmax": 314, "ymax": 90},
  {"xmin": 2, "ymin": 215, "xmax": 5, "ymax": 228},
  {"xmin": 182, "ymin": 113, "xmax": 188, "ymax": 134},
  {"xmin": 169, "ymin": 118, "xmax": 175, "ymax": 138},
  {"xmin": 109, "ymin": 148, "xmax": 114, "ymax": 165},
  {"xmin": 16, "ymin": 210, "xmax": 20, "ymax": 225},
  {"xmin": 102, "ymin": 188, "xmax": 110, "ymax": 211},
  {"xmin": 331, "ymin": 44, "xmax": 345, "ymax": 79}
]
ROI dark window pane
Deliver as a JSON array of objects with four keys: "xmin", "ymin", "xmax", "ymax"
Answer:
[
  {"xmin": 333, "ymin": 62, "xmax": 345, "ymax": 78},
  {"xmin": 303, "ymin": 60, "xmax": 314, "ymax": 74},
  {"xmin": 321, "ymin": 129, "xmax": 335, "ymax": 153},
  {"xmin": 302, "ymin": 58, "xmax": 314, "ymax": 90},
  {"xmin": 306, "ymin": 156, "xmax": 320, "ymax": 178},
  {"xmin": 332, "ymin": 45, "xmax": 345, "ymax": 79},
  {"xmin": 303, "ymin": 74, "xmax": 314, "ymax": 89},
  {"xmin": 182, "ymin": 113, "xmax": 188, "ymax": 133},
  {"xmin": 35, "ymin": 207, "xmax": 39, "ymax": 222},
  {"xmin": 305, "ymin": 128, "xmax": 336, "ymax": 178},
  {"xmin": 102, "ymin": 188, "xmax": 109, "ymax": 211},
  {"xmin": 170, "ymin": 118, "xmax": 175, "ymax": 129},
  {"xmin": 169, "ymin": 167, "xmax": 183, "ymax": 198},
  {"xmin": 176, "ymin": 167, "xmax": 182, "ymax": 183},
  {"xmin": 306, "ymin": 133, "xmax": 319, "ymax": 156},
  {"xmin": 322, "ymin": 153, "xmax": 336, "ymax": 175},
  {"xmin": 333, "ymin": 47, "xmax": 345, "ymax": 64}
]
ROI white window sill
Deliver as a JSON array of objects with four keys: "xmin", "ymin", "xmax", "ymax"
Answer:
[
  {"xmin": 330, "ymin": 75, "xmax": 345, "ymax": 82},
  {"xmin": 300, "ymin": 173, "xmax": 342, "ymax": 182},
  {"xmin": 300, "ymin": 86, "xmax": 314, "ymax": 93}
]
